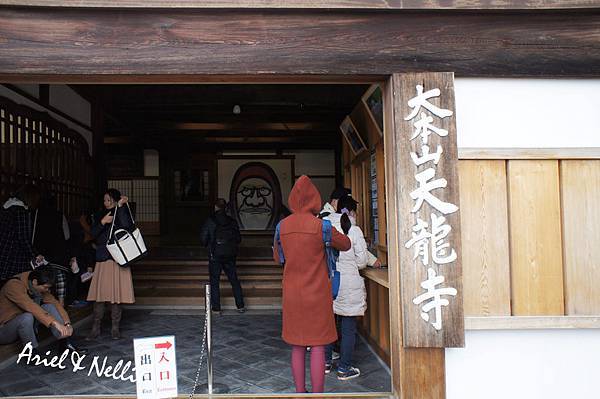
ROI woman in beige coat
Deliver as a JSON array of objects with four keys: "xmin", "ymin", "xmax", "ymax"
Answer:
[{"xmin": 86, "ymin": 189, "xmax": 135, "ymax": 340}]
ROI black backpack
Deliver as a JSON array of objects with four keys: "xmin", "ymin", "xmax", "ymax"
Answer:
[{"xmin": 212, "ymin": 217, "xmax": 239, "ymax": 260}]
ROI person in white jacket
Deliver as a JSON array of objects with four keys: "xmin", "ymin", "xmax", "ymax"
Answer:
[
  {"xmin": 319, "ymin": 187, "xmax": 351, "ymax": 220},
  {"xmin": 323, "ymin": 194, "xmax": 381, "ymax": 381}
]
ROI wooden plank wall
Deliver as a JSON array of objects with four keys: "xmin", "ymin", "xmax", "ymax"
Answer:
[
  {"xmin": 458, "ymin": 160, "xmax": 511, "ymax": 316},
  {"xmin": 361, "ymin": 279, "xmax": 391, "ymax": 364},
  {"xmin": 508, "ymin": 160, "xmax": 564, "ymax": 315},
  {"xmin": 561, "ymin": 160, "xmax": 600, "ymax": 315},
  {"xmin": 459, "ymin": 159, "xmax": 600, "ymax": 316},
  {"xmin": 355, "ymin": 157, "xmax": 600, "ymax": 372}
]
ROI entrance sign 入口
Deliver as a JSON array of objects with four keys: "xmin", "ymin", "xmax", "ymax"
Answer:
[
  {"xmin": 134, "ymin": 336, "xmax": 178, "ymax": 399},
  {"xmin": 394, "ymin": 73, "xmax": 465, "ymax": 348}
]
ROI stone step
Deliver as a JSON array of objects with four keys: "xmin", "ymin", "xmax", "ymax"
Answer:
[
  {"xmin": 133, "ymin": 274, "xmax": 282, "ymax": 281},
  {"xmin": 134, "ymin": 287, "xmax": 281, "ymax": 302},
  {"xmin": 131, "ymin": 265, "xmax": 283, "ymax": 276},
  {"xmin": 133, "ymin": 259, "xmax": 278, "ymax": 266},
  {"xmin": 134, "ymin": 280, "xmax": 282, "ymax": 290},
  {"xmin": 144, "ymin": 246, "xmax": 275, "ymax": 260},
  {"xmin": 134, "ymin": 295, "xmax": 282, "ymax": 307}
]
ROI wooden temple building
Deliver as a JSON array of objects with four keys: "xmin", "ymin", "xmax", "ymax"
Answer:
[{"xmin": 0, "ymin": 2, "xmax": 599, "ymax": 398}]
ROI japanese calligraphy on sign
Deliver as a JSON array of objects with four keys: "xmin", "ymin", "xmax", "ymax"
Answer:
[
  {"xmin": 134, "ymin": 336, "xmax": 178, "ymax": 399},
  {"xmin": 396, "ymin": 73, "xmax": 464, "ymax": 348}
]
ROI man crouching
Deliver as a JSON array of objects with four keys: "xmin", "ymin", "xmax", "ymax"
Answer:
[{"xmin": 0, "ymin": 268, "xmax": 86, "ymax": 354}]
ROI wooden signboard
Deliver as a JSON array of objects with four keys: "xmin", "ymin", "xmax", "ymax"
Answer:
[{"xmin": 392, "ymin": 72, "xmax": 464, "ymax": 348}]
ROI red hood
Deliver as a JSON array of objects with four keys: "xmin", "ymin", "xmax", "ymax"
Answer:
[{"xmin": 288, "ymin": 175, "xmax": 322, "ymax": 215}]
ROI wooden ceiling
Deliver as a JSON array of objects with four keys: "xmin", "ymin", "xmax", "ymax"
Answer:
[{"xmin": 74, "ymin": 84, "xmax": 369, "ymax": 148}]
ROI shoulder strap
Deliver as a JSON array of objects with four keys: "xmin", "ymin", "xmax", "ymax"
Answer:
[
  {"xmin": 275, "ymin": 222, "xmax": 285, "ymax": 264},
  {"xmin": 321, "ymin": 219, "xmax": 337, "ymax": 276},
  {"xmin": 108, "ymin": 207, "xmax": 117, "ymax": 241},
  {"xmin": 125, "ymin": 202, "xmax": 135, "ymax": 224},
  {"xmin": 318, "ymin": 211, "xmax": 330, "ymax": 220},
  {"xmin": 108, "ymin": 202, "xmax": 135, "ymax": 240},
  {"xmin": 322, "ymin": 219, "xmax": 332, "ymax": 246},
  {"xmin": 31, "ymin": 209, "xmax": 38, "ymax": 245}
]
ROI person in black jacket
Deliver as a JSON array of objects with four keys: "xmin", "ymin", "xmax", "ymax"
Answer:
[{"xmin": 200, "ymin": 198, "xmax": 245, "ymax": 314}]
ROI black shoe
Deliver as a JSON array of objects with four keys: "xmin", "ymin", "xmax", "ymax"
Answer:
[
  {"xmin": 337, "ymin": 366, "xmax": 360, "ymax": 380},
  {"xmin": 60, "ymin": 340, "xmax": 88, "ymax": 355}
]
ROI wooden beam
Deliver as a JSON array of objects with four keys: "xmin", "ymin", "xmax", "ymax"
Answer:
[
  {"xmin": 105, "ymin": 135, "xmax": 332, "ymax": 144},
  {"xmin": 174, "ymin": 122, "xmax": 333, "ymax": 131},
  {"xmin": 0, "ymin": 9, "xmax": 599, "ymax": 77},
  {"xmin": 0, "ymin": 74, "xmax": 381, "ymax": 84},
  {"xmin": 458, "ymin": 147, "xmax": 600, "ymax": 159},
  {"xmin": 1, "ymin": 0, "xmax": 598, "ymax": 9},
  {"xmin": 465, "ymin": 316, "xmax": 600, "ymax": 330}
]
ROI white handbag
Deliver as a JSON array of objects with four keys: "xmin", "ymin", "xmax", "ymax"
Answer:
[{"xmin": 107, "ymin": 203, "xmax": 147, "ymax": 266}]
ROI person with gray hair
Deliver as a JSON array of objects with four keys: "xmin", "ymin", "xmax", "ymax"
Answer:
[{"xmin": 0, "ymin": 185, "xmax": 44, "ymax": 283}]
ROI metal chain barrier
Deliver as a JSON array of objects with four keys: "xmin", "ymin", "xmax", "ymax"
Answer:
[{"xmin": 188, "ymin": 293, "xmax": 209, "ymax": 398}]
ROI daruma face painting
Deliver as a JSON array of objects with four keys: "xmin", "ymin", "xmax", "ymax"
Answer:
[
  {"xmin": 229, "ymin": 162, "xmax": 282, "ymax": 230},
  {"xmin": 237, "ymin": 177, "xmax": 273, "ymax": 228}
]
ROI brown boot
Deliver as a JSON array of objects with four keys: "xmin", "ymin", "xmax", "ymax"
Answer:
[
  {"xmin": 111, "ymin": 303, "xmax": 122, "ymax": 340},
  {"xmin": 86, "ymin": 302, "xmax": 105, "ymax": 341}
]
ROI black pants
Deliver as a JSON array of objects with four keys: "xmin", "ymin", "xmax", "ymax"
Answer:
[{"xmin": 208, "ymin": 258, "xmax": 245, "ymax": 311}]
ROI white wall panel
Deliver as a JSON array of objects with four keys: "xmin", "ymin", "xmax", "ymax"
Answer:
[
  {"xmin": 14, "ymin": 84, "xmax": 39, "ymax": 98},
  {"xmin": 49, "ymin": 85, "xmax": 91, "ymax": 127},
  {"xmin": 455, "ymin": 78, "xmax": 600, "ymax": 148},
  {"xmin": 0, "ymin": 85, "xmax": 93, "ymax": 154},
  {"xmin": 446, "ymin": 329, "xmax": 598, "ymax": 399}
]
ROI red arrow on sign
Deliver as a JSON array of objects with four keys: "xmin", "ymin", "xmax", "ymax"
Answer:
[{"xmin": 154, "ymin": 341, "xmax": 172, "ymax": 350}]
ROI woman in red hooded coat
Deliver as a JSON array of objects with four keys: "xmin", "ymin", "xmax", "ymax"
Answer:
[{"xmin": 274, "ymin": 175, "xmax": 351, "ymax": 393}]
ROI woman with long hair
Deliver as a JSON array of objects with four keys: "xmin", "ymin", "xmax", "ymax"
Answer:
[
  {"xmin": 86, "ymin": 188, "xmax": 135, "ymax": 340},
  {"xmin": 324, "ymin": 194, "xmax": 380, "ymax": 380}
]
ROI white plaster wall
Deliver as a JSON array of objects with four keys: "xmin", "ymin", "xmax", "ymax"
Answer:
[
  {"xmin": 285, "ymin": 150, "xmax": 336, "ymax": 202},
  {"xmin": 49, "ymin": 85, "xmax": 91, "ymax": 127},
  {"xmin": 286, "ymin": 149, "xmax": 335, "ymax": 176},
  {"xmin": 13, "ymin": 84, "xmax": 39, "ymax": 98},
  {"xmin": 454, "ymin": 78, "xmax": 600, "ymax": 148},
  {"xmin": 144, "ymin": 149, "xmax": 160, "ymax": 177},
  {"xmin": 0, "ymin": 85, "xmax": 93, "ymax": 154},
  {"xmin": 446, "ymin": 329, "xmax": 599, "ymax": 399}
]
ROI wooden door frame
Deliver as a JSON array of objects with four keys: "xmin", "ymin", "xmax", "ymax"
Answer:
[{"xmin": 0, "ymin": 74, "xmax": 447, "ymax": 399}]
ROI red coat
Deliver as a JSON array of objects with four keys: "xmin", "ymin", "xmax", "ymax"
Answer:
[{"xmin": 274, "ymin": 176, "xmax": 351, "ymax": 346}]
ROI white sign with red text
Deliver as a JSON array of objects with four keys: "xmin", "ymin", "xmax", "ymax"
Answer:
[{"xmin": 133, "ymin": 336, "xmax": 178, "ymax": 399}]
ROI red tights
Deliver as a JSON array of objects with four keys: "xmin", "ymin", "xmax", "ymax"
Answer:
[{"xmin": 291, "ymin": 345, "xmax": 325, "ymax": 393}]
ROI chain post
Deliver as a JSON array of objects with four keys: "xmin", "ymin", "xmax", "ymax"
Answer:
[{"xmin": 206, "ymin": 284, "xmax": 213, "ymax": 394}]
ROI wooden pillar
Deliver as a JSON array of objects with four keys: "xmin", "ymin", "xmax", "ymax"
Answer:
[
  {"xmin": 384, "ymin": 73, "xmax": 465, "ymax": 399},
  {"xmin": 334, "ymin": 138, "xmax": 343, "ymax": 188},
  {"xmin": 91, "ymin": 101, "xmax": 106, "ymax": 198}
]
